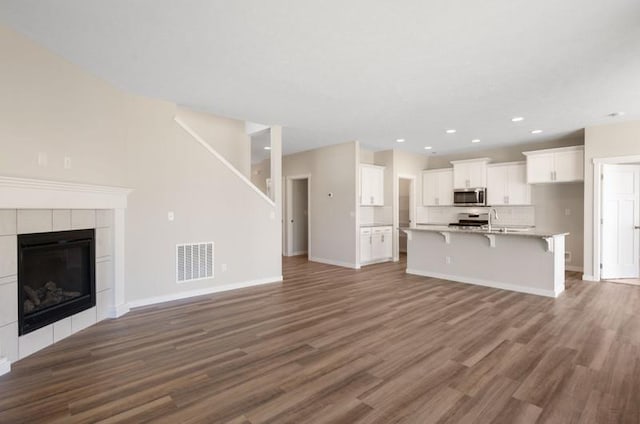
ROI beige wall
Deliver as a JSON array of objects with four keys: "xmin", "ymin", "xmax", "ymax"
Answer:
[
  {"xmin": 0, "ymin": 25, "xmax": 126, "ymax": 186},
  {"xmin": 175, "ymin": 106, "xmax": 251, "ymax": 177},
  {"xmin": 283, "ymin": 141, "xmax": 358, "ymax": 267},
  {"xmin": 0, "ymin": 25, "xmax": 281, "ymax": 304},
  {"xmin": 583, "ymin": 121, "xmax": 640, "ymax": 277}
]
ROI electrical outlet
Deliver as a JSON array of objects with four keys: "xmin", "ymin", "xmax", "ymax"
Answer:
[
  {"xmin": 167, "ymin": 211, "xmax": 174, "ymax": 221},
  {"xmin": 221, "ymin": 264, "xmax": 228, "ymax": 272},
  {"xmin": 565, "ymin": 208, "xmax": 571, "ymax": 216},
  {"xmin": 446, "ymin": 256, "xmax": 452, "ymax": 265},
  {"xmin": 64, "ymin": 156, "xmax": 72, "ymax": 169}
]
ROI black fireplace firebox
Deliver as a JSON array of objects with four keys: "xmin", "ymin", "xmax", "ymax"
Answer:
[{"xmin": 18, "ymin": 229, "xmax": 96, "ymax": 336}]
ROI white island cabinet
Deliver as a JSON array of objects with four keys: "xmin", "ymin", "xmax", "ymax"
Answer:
[{"xmin": 402, "ymin": 226, "xmax": 568, "ymax": 297}]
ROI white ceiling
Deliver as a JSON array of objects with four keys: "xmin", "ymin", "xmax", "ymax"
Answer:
[{"xmin": 1, "ymin": 0, "xmax": 639, "ymax": 156}]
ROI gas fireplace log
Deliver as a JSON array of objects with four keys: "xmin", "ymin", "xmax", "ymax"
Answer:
[
  {"xmin": 62, "ymin": 291, "xmax": 82, "ymax": 298},
  {"xmin": 24, "ymin": 285, "xmax": 41, "ymax": 306},
  {"xmin": 24, "ymin": 299, "xmax": 35, "ymax": 313},
  {"xmin": 44, "ymin": 281, "xmax": 57, "ymax": 292}
]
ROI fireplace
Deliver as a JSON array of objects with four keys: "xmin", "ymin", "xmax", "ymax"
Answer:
[{"xmin": 18, "ymin": 229, "xmax": 96, "ymax": 336}]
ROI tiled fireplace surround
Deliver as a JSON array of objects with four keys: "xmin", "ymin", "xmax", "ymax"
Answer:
[{"xmin": 0, "ymin": 176, "xmax": 131, "ymax": 375}]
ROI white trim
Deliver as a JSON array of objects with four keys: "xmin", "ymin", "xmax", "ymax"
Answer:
[
  {"xmin": 309, "ymin": 256, "xmax": 359, "ymax": 269},
  {"xmin": 175, "ymin": 116, "xmax": 275, "ymax": 207},
  {"xmin": 450, "ymin": 157, "xmax": 491, "ymax": 165},
  {"xmin": 0, "ymin": 176, "xmax": 132, "ymax": 209},
  {"xmin": 487, "ymin": 161, "xmax": 526, "ymax": 167},
  {"xmin": 0, "ymin": 357, "xmax": 10, "ymax": 376},
  {"xmin": 395, "ymin": 174, "xmax": 416, "ymax": 262},
  {"xmin": 361, "ymin": 258, "xmax": 393, "ymax": 266},
  {"xmin": 128, "ymin": 276, "xmax": 283, "ymax": 308},
  {"xmin": 523, "ymin": 145, "xmax": 584, "ymax": 156},
  {"xmin": 591, "ymin": 154, "xmax": 640, "ymax": 282},
  {"xmin": 566, "ymin": 265, "xmax": 583, "ymax": 272},
  {"xmin": 107, "ymin": 304, "xmax": 130, "ymax": 318},
  {"xmin": 285, "ymin": 174, "xmax": 311, "ymax": 258},
  {"xmin": 406, "ymin": 269, "xmax": 561, "ymax": 298}
]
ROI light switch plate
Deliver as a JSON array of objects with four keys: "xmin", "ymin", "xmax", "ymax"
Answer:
[
  {"xmin": 37, "ymin": 152, "xmax": 48, "ymax": 167},
  {"xmin": 64, "ymin": 156, "xmax": 72, "ymax": 169},
  {"xmin": 168, "ymin": 211, "xmax": 175, "ymax": 221}
]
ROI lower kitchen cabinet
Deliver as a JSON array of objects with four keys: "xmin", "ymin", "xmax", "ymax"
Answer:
[{"xmin": 360, "ymin": 226, "xmax": 393, "ymax": 264}]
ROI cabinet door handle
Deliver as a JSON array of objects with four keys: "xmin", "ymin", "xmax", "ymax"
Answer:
[
  {"xmin": 381, "ymin": 234, "xmax": 384, "ymax": 242},
  {"xmin": 370, "ymin": 196, "xmax": 374, "ymax": 204},
  {"xmin": 435, "ymin": 197, "xmax": 439, "ymax": 205},
  {"xmin": 504, "ymin": 196, "xmax": 508, "ymax": 204}
]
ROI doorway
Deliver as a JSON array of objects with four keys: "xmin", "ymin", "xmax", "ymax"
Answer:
[
  {"xmin": 600, "ymin": 163, "xmax": 640, "ymax": 283},
  {"xmin": 396, "ymin": 176, "xmax": 415, "ymax": 261},
  {"xmin": 285, "ymin": 176, "xmax": 310, "ymax": 257}
]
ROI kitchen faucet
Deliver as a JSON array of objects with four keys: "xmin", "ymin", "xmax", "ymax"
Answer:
[{"xmin": 488, "ymin": 208, "xmax": 499, "ymax": 231}]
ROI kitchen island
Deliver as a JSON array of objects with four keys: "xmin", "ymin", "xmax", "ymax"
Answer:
[{"xmin": 401, "ymin": 226, "xmax": 569, "ymax": 297}]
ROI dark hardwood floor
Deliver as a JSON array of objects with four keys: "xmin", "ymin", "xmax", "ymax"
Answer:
[{"xmin": 1, "ymin": 256, "xmax": 640, "ymax": 423}]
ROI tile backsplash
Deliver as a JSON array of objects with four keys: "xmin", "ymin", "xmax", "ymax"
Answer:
[{"xmin": 418, "ymin": 206, "xmax": 535, "ymax": 227}]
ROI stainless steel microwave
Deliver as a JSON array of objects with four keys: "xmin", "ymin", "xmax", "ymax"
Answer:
[{"xmin": 453, "ymin": 188, "xmax": 487, "ymax": 206}]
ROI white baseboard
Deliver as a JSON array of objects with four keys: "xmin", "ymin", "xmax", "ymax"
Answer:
[
  {"xmin": 566, "ymin": 265, "xmax": 583, "ymax": 272},
  {"xmin": 308, "ymin": 256, "xmax": 358, "ymax": 269},
  {"xmin": 128, "ymin": 276, "xmax": 283, "ymax": 309},
  {"xmin": 107, "ymin": 303, "xmax": 131, "ymax": 319},
  {"xmin": 360, "ymin": 257, "xmax": 393, "ymax": 267},
  {"xmin": 582, "ymin": 274, "xmax": 598, "ymax": 282},
  {"xmin": 0, "ymin": 357, "xmax": 10, "ymax": 376},
  {"xmin": 406, "ymin": 268, "xmax": 561, "ymax": 298}
]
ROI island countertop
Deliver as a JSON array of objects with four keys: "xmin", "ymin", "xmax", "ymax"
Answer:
[{"xmin": 401, "ymin": 225, "xmax": 569, "ymax": 239}]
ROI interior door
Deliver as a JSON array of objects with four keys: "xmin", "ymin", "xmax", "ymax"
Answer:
[{"xmin": 601, "ymin": 164, "xmax": 640, "ymax": 279}]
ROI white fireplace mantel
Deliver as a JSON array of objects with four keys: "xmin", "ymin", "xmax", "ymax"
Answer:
[{"xmin": 0, "ymin": 176, "xmax": 133, "ymax": 376}]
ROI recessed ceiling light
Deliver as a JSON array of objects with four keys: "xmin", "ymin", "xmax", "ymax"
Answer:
[
  {"xmin": 531, "ymin": 130, "xmax": 543, "ymax": 134},
  {"xmin": 445, "ymin": 129, "xmax": 457, "ymax": 134},
  {"xmin": 264, "ymin": 146, "xmax": 271, "ymax": 150},
  {"xmin": 608, "ymin": 112, "xmax": 625, "ymax": 117},
  {"xmin": 396, "ymin": 138, "xmax": 405, "ymax": 143},
  {"xmin": 471, "ymin": 139, "xmax": 481, "ymax": 143},
  {"xmin": 511, "ymin": 117, "xmax": 524, "ymax": 122},
  {"xmin": 424, "ymin": 146, "xmax": 432, "ymax": 150}
]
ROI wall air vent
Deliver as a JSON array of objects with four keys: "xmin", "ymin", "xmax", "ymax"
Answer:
[{"xmin": 176, "ymin": 242, "xmax": 214, "ymax": 283}]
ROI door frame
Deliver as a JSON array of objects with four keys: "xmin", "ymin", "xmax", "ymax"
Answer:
[
  {"xmin": 285, "ymin": 174, "xmax": 311, "ymax": 257},
  {"xmin": 591, "ymin": 155, "xmax": 640, "ymax": 281},
  {"xmin": 394, "ymin": 174, "xmax": 416, "ymax": 262}
]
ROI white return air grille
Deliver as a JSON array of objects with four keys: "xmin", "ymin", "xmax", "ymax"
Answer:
[{"xmin": 176, "ymin": 242, "xmax": 214, "ymax": 283}]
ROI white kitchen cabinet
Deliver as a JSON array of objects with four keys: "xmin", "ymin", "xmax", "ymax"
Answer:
[
  {"xmin": 451, "ymin": 158, "xmax": 490, "ymax": 189},
  {"xmin": 360, "ymin": 164, "xmax": 385, "ymax": 206},
  {"xmin": 487, "ymin": 162, "xmax": 531, "ymax": 205},
  {"xmin": 523, "ymin": 146, "xmax": 584, "ymax": 183},
  {"xmin": 422, "ymin": 168, "xmax": 453, "ymax": 206},
  {"xmin": 360, "ymin": 226, "xmax": 392, "ymax": 264},
  {"xmin": 360, "ymin": 228, "xmax": 372, "ymax": 263}
]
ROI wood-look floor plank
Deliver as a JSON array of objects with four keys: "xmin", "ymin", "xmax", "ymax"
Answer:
[{"xmin": 0, "ymin": 255, "xmax": 639, "ymax": 423}]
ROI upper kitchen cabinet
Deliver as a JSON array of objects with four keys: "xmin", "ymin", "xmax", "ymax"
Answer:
[
  {"xmin": 487, "ymin": 162, "xmax": 531, "ymax": 205},
  {"xmin": 451, "ymin": 158, "xmax": 490, "ymax": 189},
  {"xmin": 360, "ymin": 164, "xmax": 385, "ymax": 206},
  {"xmin": 422, "ymin": 168, "xmax": 453, "ymax": 206},
  {"xmin": 523, "ymin": 146, "xmax": 584, "ymax": 183}
]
